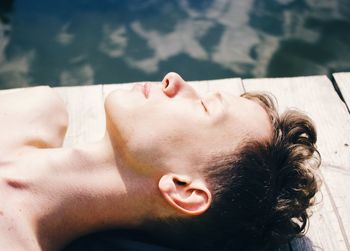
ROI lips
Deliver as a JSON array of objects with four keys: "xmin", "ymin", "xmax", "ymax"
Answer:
[{"xmin": 143, "ymin": 82, "xmax": 150, "ymax": 98}]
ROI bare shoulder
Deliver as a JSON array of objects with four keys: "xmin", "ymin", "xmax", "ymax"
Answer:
[
  {"xmin": 0, "ymin": 86, "xmax": 68, "ymax": 156},
  {"xmin": 0, "ymin": 86, "xmax": 65, "ymax": 107}
]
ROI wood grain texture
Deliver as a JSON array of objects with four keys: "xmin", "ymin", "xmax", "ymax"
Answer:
[
  {"xmin": 207, "ymin": 77, "xmax": 244, "ymax": 95},
  {"xmin": 333, "ymin": 72, "xmax": 350, "ymax": 109},
  {"xmin": 243, "ymin": 76, "xmax": 350, "ymax": 251},
  {"xmin": 0, "ymin": 87, "xmax": 29, "ymax": 95}
]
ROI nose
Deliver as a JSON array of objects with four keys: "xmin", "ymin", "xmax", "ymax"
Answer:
[{"xmin": 161, "ymin": 72, "xmax": 198, "ymax": 99}]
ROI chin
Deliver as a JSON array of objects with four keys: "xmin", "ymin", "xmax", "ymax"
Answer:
[
  {"xmin": 104, "ymin": 90, "xmax": 146, "ymax": 139},
  {"xmin": 105, "ymin": 90, "xmax": 136, "ymax": 115}
]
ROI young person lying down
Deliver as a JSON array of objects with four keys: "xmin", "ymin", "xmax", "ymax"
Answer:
[{"xmin": 0, "ymin": 72, "xmax": 320, "ymax": 251}]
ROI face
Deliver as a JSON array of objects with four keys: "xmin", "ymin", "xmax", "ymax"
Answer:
[{"xmin": 105, "ymin": 72, "xmax": 272, "ymax": 176}]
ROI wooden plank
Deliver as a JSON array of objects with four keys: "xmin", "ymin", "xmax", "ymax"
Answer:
[
  {"xmin": 333, "ymin": 72, "xmax": 350, "ymax": 109},
  {"xmin": 243, "ymin": 76, "xmax": 350, "ymax": 251},
  {"xmin": 0, "ymin": 87, "xmax": 30, "ymax": 95},
  {"xmin": 290, "ymin": 185, "xmax": 347, "ymax": 251},
  {"xmin": 207, "ymin": 78, "xmax": 244, "ymax": 94},
  {"xmin": 55, "ymin": 85, "xmax": 105, "ymax": 146}
]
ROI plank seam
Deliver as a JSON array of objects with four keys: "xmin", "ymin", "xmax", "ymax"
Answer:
[
  {"xmin": 102, "ymin": 83, "xmax": 105, "ymax": 97},
  {"xmin": 240, "ymin": 78, "xmax": 246, "ymax": 93},
  {"xmin": 321, "ymin": 172, "xmax": 350, "ymax": 250},
  {"xmin": 329, "ymin": 75, "xmax": 350, "ymax": 114},
  {"xmin": 100, "ymin": 84, "xmax": 105, "ymax": 101}
]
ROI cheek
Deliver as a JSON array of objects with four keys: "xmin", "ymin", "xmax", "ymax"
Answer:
[
  {"xmin": 134, "ymin": 124, "xmax": 203, "ymax": 174},
  {"xmin": 118, "ymin": 123, "xmax": 188, "ymax": 174},
  {"xmin": 106, "ymin": 95, "xmax": 208, "ymax": 169}
]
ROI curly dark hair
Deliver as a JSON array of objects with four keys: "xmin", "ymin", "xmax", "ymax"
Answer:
[{"xmin": 147, "ymin": 92, "xmax": 321, "ymax": 251}]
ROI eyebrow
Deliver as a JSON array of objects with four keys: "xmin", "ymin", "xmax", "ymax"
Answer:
[
  {"xmin": 240, "ymin": 92, "xmax": 276, "ymax": 112},
  {"xmin": 240, "ymin": 94, "xmax": 276, "ymax": 128}
]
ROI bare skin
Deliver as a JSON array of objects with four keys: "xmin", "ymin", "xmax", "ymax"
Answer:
[{"xmin": 0, "ymin": 73, "xmax": 272, "ymax": 251}]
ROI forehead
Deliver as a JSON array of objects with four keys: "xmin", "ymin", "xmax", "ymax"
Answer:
[{"xmin": 221, "ymin": 93, "xmax": 273, "ymax": 142}]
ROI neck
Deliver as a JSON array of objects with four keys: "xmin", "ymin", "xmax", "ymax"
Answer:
[{"xmin": 27, "ymin": 133, "xmax": 160, "ymax": 251}]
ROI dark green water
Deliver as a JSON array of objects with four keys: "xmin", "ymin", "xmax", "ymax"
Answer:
[{"xmin": 0, "ymin": 0, "xmax": 350, "ymax": 89}]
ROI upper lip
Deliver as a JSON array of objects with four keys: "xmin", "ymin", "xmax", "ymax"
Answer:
[{"xmin": 143, "ymin": 83, "xmax": 150, "ymax": 98}]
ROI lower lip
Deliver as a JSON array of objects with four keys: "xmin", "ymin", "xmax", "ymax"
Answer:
[{"xmin": 143, "ymin": 83, "xmax": 150, "ymax": 98}]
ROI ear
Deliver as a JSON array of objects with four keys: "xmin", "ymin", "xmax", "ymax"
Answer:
[{"xmin": 158, "ymin": 173, "xmax": 212, "ymax": 216}]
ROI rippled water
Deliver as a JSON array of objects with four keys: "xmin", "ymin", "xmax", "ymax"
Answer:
[{"xmin": 0, "ymin": 0, "xmax": 350, "ymax": 88}]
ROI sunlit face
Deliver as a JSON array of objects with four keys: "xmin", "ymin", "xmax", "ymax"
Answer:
[{"xmin": 105, "ymin": 72, "xmax": 272, "ymax": 176}]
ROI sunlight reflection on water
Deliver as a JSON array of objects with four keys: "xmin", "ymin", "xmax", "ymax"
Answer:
[{"xmin": 0, "ymin": 0, "xmax": 349, "ymax": 88}]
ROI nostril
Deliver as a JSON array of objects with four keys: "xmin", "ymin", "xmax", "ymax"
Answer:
[{"xmin": 164, "ymin": 79, "xmax": 169, "ymax": 88}]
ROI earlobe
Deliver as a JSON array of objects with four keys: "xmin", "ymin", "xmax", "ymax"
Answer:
[{"xmin": 159, "ymin": 174, "xmax": 212, "ymax": 216}]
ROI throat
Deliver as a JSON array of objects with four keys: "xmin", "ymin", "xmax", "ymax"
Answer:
[
  {"xmin": 0, "ymin": 131, "xmax": 161, "ymax": 251},
  {"xmin": 28, "ymin": 138, "xmax": 156, "ymax": 251}
]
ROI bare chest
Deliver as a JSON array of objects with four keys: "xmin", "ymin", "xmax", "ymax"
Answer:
[
  {"xmin": 0, "ymin": 185, "xmax": 41, "ymax": 251},
  {"xmin": 0, "ymin": 156, "xmax": 43, "ymax": 251}
]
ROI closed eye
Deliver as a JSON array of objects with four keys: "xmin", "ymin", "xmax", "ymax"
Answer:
[{"xmin": 201, "ymin": 100, "xmax": 208, "ymax": 113}]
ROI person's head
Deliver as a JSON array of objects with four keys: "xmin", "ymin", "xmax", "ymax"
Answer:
[
  {"xmin": 104, "ymin": 72, "xmax": 321, "ymax": 250},
  {"xmin": 105, "ymin": 71, "xmax": 272, "ymax": 214}
]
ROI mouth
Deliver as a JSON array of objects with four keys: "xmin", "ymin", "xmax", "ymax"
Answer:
[{"xmin": 143, "ymin": 82, "xmax": 150, "ymax": 98}]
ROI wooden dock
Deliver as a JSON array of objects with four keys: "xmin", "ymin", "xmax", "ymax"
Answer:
[{"xmin": 1, "ymin": 73, "xmax": 350, "ymax": 250}]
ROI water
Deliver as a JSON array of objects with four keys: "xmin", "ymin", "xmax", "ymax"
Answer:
[{"xmin": 0, "ymin": 0, "xmax": 350, "ymax": 89}]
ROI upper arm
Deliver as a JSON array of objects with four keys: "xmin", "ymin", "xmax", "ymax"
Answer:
[{"xmin": 0, "ymin": 86, "xmax": 68, "ymax": 156}]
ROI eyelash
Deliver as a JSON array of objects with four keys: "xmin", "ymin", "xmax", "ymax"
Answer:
[{"xmin": 201, "ymin": 100, "xmax": 208, "ymax": 112}]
